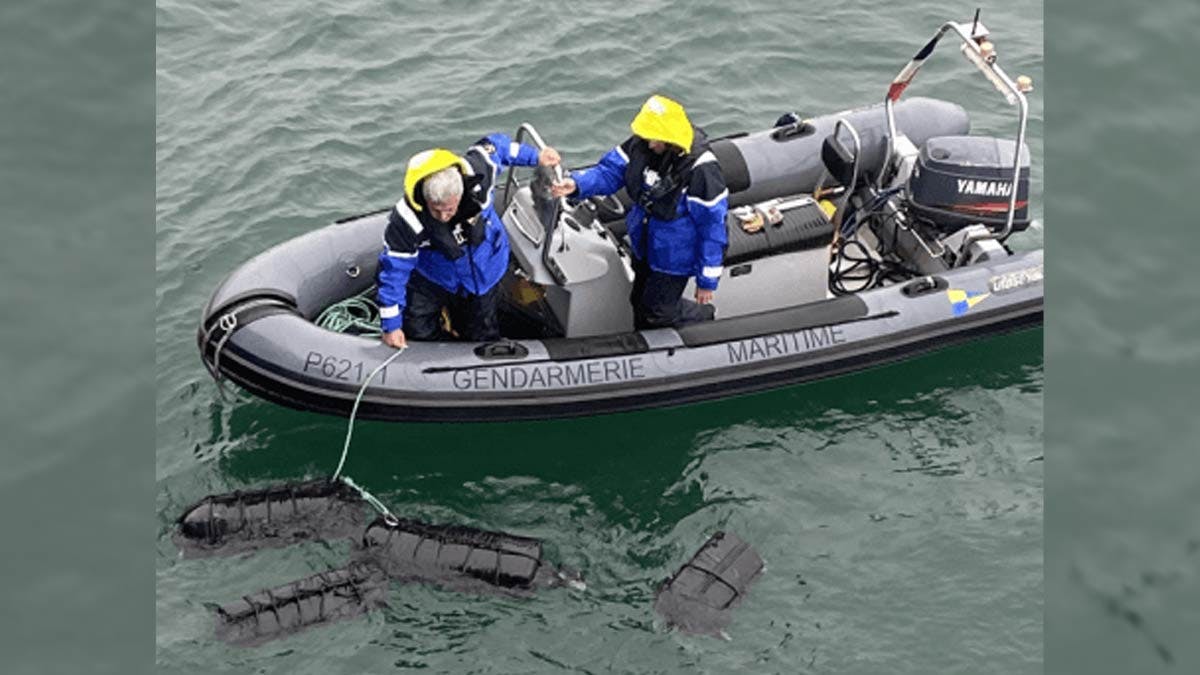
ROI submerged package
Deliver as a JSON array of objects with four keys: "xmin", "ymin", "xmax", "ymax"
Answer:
[
  {"xmin": 208, "ymin": 562, "xmax": 387, "ymax": 646},
  {"xmin": 358, "ymin": 516, "xmax": 582, "ymax": 593},
  {"xmin": 653, "ymin": 530, "xmax": 764, "ymax": 637},
  {"xmin": 175, "ymin": 478, "xmax": 366, "ymax": 556}
]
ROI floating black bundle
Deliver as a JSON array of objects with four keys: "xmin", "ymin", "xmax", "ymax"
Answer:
[
  {"xmin": 174, "ymin": 478, "xmax": 366, "ymax": 556},
  {"xmin": 358, "ymin": 516, "xmax": 581, "ymax": 594},
  {"xmin": 207, "ymin": 562, "xmax": 387, "ymax": 647},
  {"xmin": 653, "ymin": 531, "xmax": 764, "ymax": 637},
  {"xmin": 177, "ymin": 482, "xmax": 584, "ymax": 646}
]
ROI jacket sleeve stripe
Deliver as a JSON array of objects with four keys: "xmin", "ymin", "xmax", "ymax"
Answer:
[
  {"xmin": 376, "ymin": 247, "xmax": 418, "ymax": 331},
  {"xmin": 687, "ymin": 187, "xmax": 729, "ymax": 207},
  {"xmin": 385, "ymin": 247, "xmax": 418, "ymax": 258},
  {"xmin": 702, "ymin": 265, "xmax": 724, "ymax": 278}
]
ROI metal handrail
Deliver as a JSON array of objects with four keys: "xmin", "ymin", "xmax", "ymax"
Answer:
[
  {"xmin": 501, "ymin": 123, "xmax": 565, "ymax": 215},
  {"xmin": 501, "ymin": 123, "xmax": 568, "ymax": 285},
  {"xmin": 830, "ymin": 118, "xmax": 862, "ymax": 234},
  {"xmin": 881, "ymin": 18, "xmax": 1030, "ymax": 241}
]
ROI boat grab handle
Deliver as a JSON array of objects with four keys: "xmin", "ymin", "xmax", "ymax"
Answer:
[
  {"xmin": 474, "ymin": 340, "xmax": 530, "ymax": 360},
  {"xmin": 901, "ymin": 275, "xmax": 949, "ymax": 297}
]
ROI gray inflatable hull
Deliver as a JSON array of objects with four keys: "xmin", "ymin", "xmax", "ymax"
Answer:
[
  {"xmin": 198, "ymin": 98, "xmax": 1042, "ymax": 422},
  {"xmin": 714, "ymin": 96, "xmax": 971, "ymax": 206}
]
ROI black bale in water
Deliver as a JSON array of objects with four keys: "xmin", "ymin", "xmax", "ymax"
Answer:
[
  {"xmin": 184, "ymin": 495, "xmax": 586, "ymax": 645},
  {"xmin": 654, "ymin": 531, "xmax": 764, "ymax": 638},
  {"xmin": 174, "ymin": 478, "xmax": 366, "ymax": 557},
  {"xmin": 208, "ymin": 561, "xmax": 388, "ymax": 647},
  {"xmin": 356, "ymin": 516, "xmax": 584, "ymax": 595}
]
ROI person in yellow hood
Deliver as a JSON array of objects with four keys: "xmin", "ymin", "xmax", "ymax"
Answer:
[
  {"xmin": 377, "ymin": 134, "xmax": 560, "ymax": 347},
  {"xmin": 550, "ymin": 95, "xmax": 728, "ymax": 328}
]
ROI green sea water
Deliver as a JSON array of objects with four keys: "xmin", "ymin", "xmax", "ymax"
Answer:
[{"xmin": 152, "ymin": 2, "xmax": 1046, "ymax": 672}]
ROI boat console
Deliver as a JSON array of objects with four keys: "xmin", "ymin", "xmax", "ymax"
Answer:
[{"xmin": 496, "ymin": 125, "xmax": 635, "ymax": 338}]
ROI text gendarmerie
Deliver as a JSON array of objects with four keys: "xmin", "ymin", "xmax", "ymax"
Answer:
[{"xmin": 451, "ymin": 356, "xmax": 647, "ymax": 391}]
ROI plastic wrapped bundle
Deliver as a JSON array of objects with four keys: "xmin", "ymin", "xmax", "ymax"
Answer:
[
  {"xmin": 653, "ymin": 531, "xmax": 764, "ymax": 637},
  {"xmin": 175, "ymin": 479, "xmax": 365, "ymax": 557},
  {"xmin": 359, "ymin": 516, "xmax": 581, "ymax": 593},
  {"xmin": 208, "ymin": 562, "xmax": 387, "ymax": 646}
]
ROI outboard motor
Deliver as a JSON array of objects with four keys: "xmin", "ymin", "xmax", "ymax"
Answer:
[{"xmin": 906, "ymin": 136, "xmax": 1031, "ymax": 234}]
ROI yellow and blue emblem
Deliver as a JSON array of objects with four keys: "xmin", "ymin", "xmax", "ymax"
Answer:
[{"xmin": 946, "ymin": 288, "xmax": 990, "ymax": 316}]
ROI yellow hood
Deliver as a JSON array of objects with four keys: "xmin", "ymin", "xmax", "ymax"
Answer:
[{"xmin": 629, "ymin": 94, "xmax": 693, "ymax": 154}]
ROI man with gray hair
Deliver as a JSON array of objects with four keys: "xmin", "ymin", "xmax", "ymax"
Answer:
[{"xmin": 377, "ymin": 134, "xmax": 560, "ymax": 347}]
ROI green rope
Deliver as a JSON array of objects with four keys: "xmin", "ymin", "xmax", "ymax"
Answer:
[{"xmin": 315, "ymin": 286, "xmax": 382, "ymax": 336}]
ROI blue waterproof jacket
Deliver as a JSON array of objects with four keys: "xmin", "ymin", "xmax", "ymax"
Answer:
[
  {"xmin": 570, "ymin": 130, "xmax": 729, "ymax": 290},
  {"xmin": 377, "ymin": 133, "xmax": 540, "ymax": 332}
]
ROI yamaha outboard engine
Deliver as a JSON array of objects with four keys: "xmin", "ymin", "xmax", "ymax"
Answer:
[{"xmin": 906, "ymin": 136, "xmax": 1030, "ymax": 234}]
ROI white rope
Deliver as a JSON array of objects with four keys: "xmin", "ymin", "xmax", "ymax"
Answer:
[
  {"xmin": 204, "ymin": 297, "xmax": 293, "ymax": 399},
  {"xmin": 330, "ymin": 345, "xmax": 406, "ymax": 526},
  {"xmin": 331, "ymin": 347, "xmax": 406, "ymax": 482},
  {"xmin": 209, "ymin": 314, "xmax": 239, "ymax": 401},
  {"xmin": 206, "ymin": 289, "xmax": 406, "ymax": 526},
  {"xmin": 339, "ymin": 475, "xmax": 399, "ymax": 526}
]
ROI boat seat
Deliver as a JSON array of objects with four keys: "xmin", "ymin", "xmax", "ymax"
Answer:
[{"xmin": 724, "ymin": 198, "xmax": 833, "ymax": 265}]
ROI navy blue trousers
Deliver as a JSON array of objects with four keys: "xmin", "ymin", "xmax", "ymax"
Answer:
[
  {"xmin": 630, "ymin": 258, "xmax": 715, "ymax": 329},
  {"xmin": 402, "ymin": 271, "xmax": 501, "ymax": 341}
]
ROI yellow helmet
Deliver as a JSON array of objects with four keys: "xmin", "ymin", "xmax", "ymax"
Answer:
[
  {"xmin": 403, "ymin": 148, "xmax": 472, "ymax": 211},
  {"xmin": 629, "ymin": 94, "xmax": 694, "ymax": 154}
]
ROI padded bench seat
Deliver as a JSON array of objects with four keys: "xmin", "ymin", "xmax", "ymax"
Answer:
[
  {"xmin": 591, "ymin": 193, "xmax": 833, "ymax": 266},
  {"xmin": 724, "ymin": 197, "xmax": 833, "ymax": 264}
]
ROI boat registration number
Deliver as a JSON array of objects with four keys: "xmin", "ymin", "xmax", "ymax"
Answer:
[{"xmin": 302, "ymin": 351, "xmax": 383, "ymax": 384}]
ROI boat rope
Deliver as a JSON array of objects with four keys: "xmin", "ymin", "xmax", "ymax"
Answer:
[
  {"xmin": 207, "ymin": 288, "xmax": 402, "ymax": 523},
  {"xmin": 203, "ymin": 297, "xmax": 292, "ymax": 401},
  {"xmin": 338, "ymin": 475, "xmax": 399, "ymax": 526},
  {"xmin": 331, "ymin": 345, "xmax": 406, "ymax": 525},
  {"xmin": 315, "ymin": 286, "xmax": 382, "ymax": 336},
  {"xmin": 208, "ymin": 314, "xmax": 239, "ymax": 401}
]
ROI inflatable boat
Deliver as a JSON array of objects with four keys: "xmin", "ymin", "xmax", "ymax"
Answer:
[{"xmin": 199, "ymin": 19, "xmax": 1042, "ymax": 422}]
